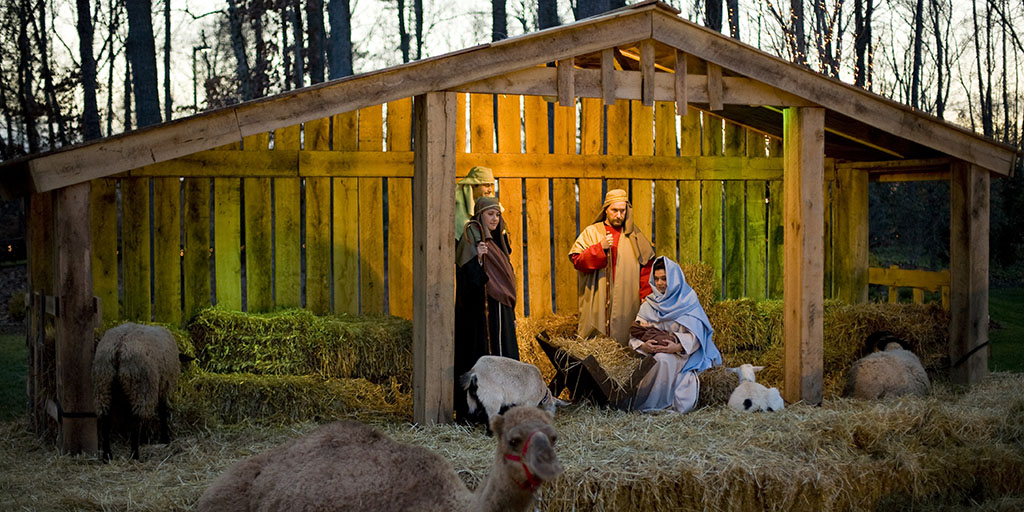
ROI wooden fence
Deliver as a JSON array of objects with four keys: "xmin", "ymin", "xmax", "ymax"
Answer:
[
  {"xmin": 869, "ymin": 265, "xmax": 950, "ymax": 309},
  {"xmin": 88, "ymin": 93, "xmax": 844, "ymax": 326}
]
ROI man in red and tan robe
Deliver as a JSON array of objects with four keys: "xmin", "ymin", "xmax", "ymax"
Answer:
[{"xmin": 569, "ymin": 189, "xmax": 655, "ymax": 345}]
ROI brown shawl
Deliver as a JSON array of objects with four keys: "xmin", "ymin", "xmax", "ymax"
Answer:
[{"xmin": 455, "ymin": 199, "xmax": 516, "ymax": 308}]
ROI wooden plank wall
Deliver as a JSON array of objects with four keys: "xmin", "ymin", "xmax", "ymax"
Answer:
[{"xmin": 90, "ymin": 96, "xmax": 837, "ymax": 325}]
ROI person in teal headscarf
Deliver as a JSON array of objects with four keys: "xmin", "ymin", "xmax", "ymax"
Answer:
[{"xmin": 626, "ymin": 256, "xmax": 721, "ymax": 413}]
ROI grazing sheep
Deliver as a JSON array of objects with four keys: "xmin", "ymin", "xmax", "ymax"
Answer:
[
  {"xmin": 195, "ymin": 405, "xmax": 563, "ymax": 512},
  {"xmin": 461, "ymin": 355, "xmax": 569, "ymax": 426},
  {"xmin": 92, "ymin": 322, "xmax": 185, "ymax": 461},
  {"xmin": 727, "ymin": 364, "xmax": 784, "ymax": 412},
  {"xmin": 844, "ymin": 333, "xmax": 931, "ymax": 400}
]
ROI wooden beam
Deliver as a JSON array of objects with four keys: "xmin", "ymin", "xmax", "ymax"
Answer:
[
  {"xmin": 949, "ymin": 161, "xmax": 989, "ymax": 384},
  {"xmin": 640, "ymin": 40, "xmax": 656, "ymax": 106},
  {"xmin": 17, "ymin": 8, "xmax": 656, "ymax": 194},
  {"xmin": 601, "ymin": 49, "xmax": 616, "ymax": 105},
  {"xmin": 782, "ymin": 106, "xmax": 825, "ymax": 406},
  {"xmin": 870, "ymin": 171, "xmax": 951, "ymax": 183},
  {"xmin": 53, "ymin": 182, "xmax": 98, "ymax": 455},
  {"xmin": 454, "ymin": 67, "xmax": 813, "ymax": 107},
  {"xmin": 557, "ymin": 57, "xmax": 575, "ymax": 107},
  {"xmin": 836, "ymin": 157, "xmax": 951, "ymax": 172},
  {"xmin": 651, "ymin": 11, "xmax": 1018, "ymax": 175},
  {"xmin": 834, "ymin": 166, "xmax": 869, "ymax": 303},
  {"xmin": 412, "ymin": 92, "xmax": 457, "ymax": 425},
  {"xmin": 675, "ymin": 50, "xmax": 688, "ymax": 116},
  {"xmin": 706, "ymin": 62, "xmax": 723, "ymax": 111},
  {"xmin": 868, "ymin": 266, "xmax": 950, "ymax": 292}
]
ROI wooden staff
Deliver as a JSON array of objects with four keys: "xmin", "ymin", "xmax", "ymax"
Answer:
[
  {"xmin": 464, "ymin": 220, "xmax": 493, "ymax": 355},
  {"xmin": 605, "ymin": 228, "xmax": 613, "ymax": 337}
]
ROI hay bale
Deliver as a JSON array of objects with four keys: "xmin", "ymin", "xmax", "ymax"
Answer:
[
  {"xmin": 543, "ymin": 334, "xmax": 645, "ymax": 396},
  {"xmin": 696, "ymin": 365, "xmax": 737, "ymax": 408},
  {"xmin": 680, "ymin": 262, "xmax": 717, "ymax": 307},
  {"xmin": 516, "ymin": 314, "xmax": 579, "ymax": 384},
  {"xmin": 173, "ymin": 371, "xmax": 411, "ymax": 428},
  {"xmin": 187, "ymin": 308, "xmax": 412, "ymax": 388}
]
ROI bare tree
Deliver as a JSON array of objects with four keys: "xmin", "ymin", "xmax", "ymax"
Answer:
[
  {"xmin": 575, "ymin": 0, "xmax": 610, "ymax": 20},
  {"xmin": 398, "ymin": 0, "xmax": 410, "ymax": 62},
  {"xmin": 853, "ymin": 0, "xmax": 875, "ymax": 88},
  {"xmin": 493, "ymin": 0, "xmax": 507, "ymax": 41},
  {"xmin": 972, "ymin": 0, "xmax": 994, "ymax": 136},
  {"xmin": 327, "ymin": 0, "xmax": 353, "ymax": 78},
  {"xmin": 291, "ymin": 0, "xmax": 304, "ymax": 88},
  {"xmin": 251, "ymin": 1, "xmax": 270, "ymax": 96},
  {"xmin": 726, "ymin": 0, "xmax": 739, "ymax": 37},
  {"xmin": 16, "ymin": 0, "xmax": 39, "ymax": 153},
  {"xmin": 307, "ymin": 0, "xmax": 326, "ymax": 82},
  {"xmin": 227, "ymin": 0, "xmax": 254, "ymax": 100},
  {"xmin": 414, "ymin": 0, "xmax": 422, "ymax": 59},
  {"xmin": 126, "ymin": 0, "xmax": 163, "ymax": 127},
  {"xmin": 910, "ymin": 0, "xmax": 924, "ymax": 108},
  {"xmin": 538, "ymin": 0, "xmax": 559, "ymax": 29},
  {"xmin": 164, "ymin": 0, "xmax": 171, "ymax": 120}
]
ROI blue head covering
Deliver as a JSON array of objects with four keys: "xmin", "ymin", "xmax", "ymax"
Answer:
[{"xmin": 636, "ymin": 256, "xmax": 721, "ymax": 373}]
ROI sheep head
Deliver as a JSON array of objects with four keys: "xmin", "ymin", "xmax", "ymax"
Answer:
[
  {"xmin": 728, "ymin": 364, "xmax": 764, "ymax": 383},
  {"xmin": 491, "ymin": 406, "xmax": 563, "ymax": 491}
]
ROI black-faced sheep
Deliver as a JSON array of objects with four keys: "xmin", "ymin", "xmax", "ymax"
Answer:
[
  {"xmin": 461, "ymin": 355, "xmax": 569, "ymax": 427},
  {"xmin": 92, "ymin": 322, "xmax": 185, "ymax": 461},
  {"xmin": 844, "ymin": 332, "xmax": 930, "ymax": 400},
  {"xmin": 727, "ymin": 364, "xmax": 784, "ymax": 412},
  {"xmin": 195, "ymin": 405, "xmax": 563, "ymax": 512}
]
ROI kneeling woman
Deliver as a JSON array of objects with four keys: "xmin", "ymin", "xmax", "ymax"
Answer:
[
  {"xmin": 454, "ymin": 197, "xmax": 519, "ymax": 419},
  {"xmin": 628, "ymin": 256, "xmax": 721, "ymax": 413}
]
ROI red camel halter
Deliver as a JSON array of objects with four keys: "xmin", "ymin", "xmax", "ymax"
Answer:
[{"xmin": 504, "ymin": 430, "xmax": 544, "ymax": 492}]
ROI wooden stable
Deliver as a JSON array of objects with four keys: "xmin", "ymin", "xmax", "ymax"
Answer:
[{"xmin": 1, "ymin": 1, "xmax": 1018, "ymax": 454}]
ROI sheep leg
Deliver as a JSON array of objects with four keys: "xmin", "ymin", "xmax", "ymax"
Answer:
[
  {"xmin": 129, "ymin": 414, "xmax": 141, "ymax": 460},
  {"xmin": 98, "ymin": 414, "xmax": 112, "ymax": 462},
  {"xmin": 158, "ymin": 398, "xmax": 171, "ymax": 444}
]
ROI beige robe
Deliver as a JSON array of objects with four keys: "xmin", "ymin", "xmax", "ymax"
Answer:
[{"xmin": 570, "ymin": 223, "xmax": 650, "ymax": 344}]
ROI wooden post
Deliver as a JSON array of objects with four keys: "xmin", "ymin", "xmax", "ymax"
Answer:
[
  {"xmin": 27, "ymin": 192, "xmax": 54, "ymax": 431},
  {"xmin": 53, "ymin": 182, "xmax": 98, "ymax": 454},
  {"xmin": 640, "ymin": 40, "xmax": 655, "ymax": 106},
  {"xmin": 557, "ymin": 57, "xmax": 575, "ymax": 108},
  {"xmin": 834, "ymin": 165, "xmax": 868, "ymax": 303},
  {"xmin": 949, "ymin": 161, "xmax": 989, "ymax": 385},
  {"xmin": 782, "ymin": 107, "xmax": 825, "ymax": 405},
  {"xmin": 413, "ymin": 92, "xmax": 457, "ymax": 424}
]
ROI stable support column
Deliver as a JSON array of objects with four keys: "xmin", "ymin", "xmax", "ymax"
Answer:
[
  {"xmin": 782, "ymin": 107, "xmax": 825, "ymax": 405},
  {"xmin": 949, "ymin": 161, "xmax": 989, "ymax": 384},
  {"xmin": 53, "ymin": 182, "xmax": 98, "ymax": 454},
  {"xmin": 412, "ymin": 92, "xmax": 457, "ymax": 424},
  {"xmin": 834, "ymin": 165, "xmax": 869, "ymax": 304}
]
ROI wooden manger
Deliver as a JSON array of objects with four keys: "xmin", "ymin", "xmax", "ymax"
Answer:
[{"xmin": 535, "ymin": 331, "xmax": 655, "ymax": 410}]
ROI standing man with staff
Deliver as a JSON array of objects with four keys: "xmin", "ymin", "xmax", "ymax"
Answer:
[{"xmin": 569, "ymin": 189, "xmax": 656, "ymax": 345}]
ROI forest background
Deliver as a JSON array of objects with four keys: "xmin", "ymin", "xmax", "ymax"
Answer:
[{"xmin": 0, "ymin": 0, "xmax": 1022, "ymax": 286}]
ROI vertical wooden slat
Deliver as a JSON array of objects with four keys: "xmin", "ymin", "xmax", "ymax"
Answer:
[
  {"xmin": 702, "ymin": 113, "xmax": 723, "ymax": 300},
  {"xmin": 305, "ymin": 118, "xmax": 332, "ymax": 315},
  {"xmin": 745, "ymin": 130, "xmax": 768, "ymax": 300},
  {"xmin": 822, "ymin": 159, "xmax": 835, "ymax": 299},
  {"xmin": 524, "ymin": 95, "xmax": 552, "ymax": 317},
  {"xmin": 678, "ymin": 110, "xmax": 701, "ymax": 264},
  {"xmin": 456, "ymin": 93, "xmax": 468, "ymax": 153},
  {"xmin": 413, "ymin": 91, "xmax": 456, "ymax": 425},
  {"xmin": 579, "ymin": 97, "xmax": 604, "ymax": 256},
  {"xmin": 332, "ymin": 111, "xmax": 359, "ymax": 314},
  {"xmin": 183, "ymin": 178, "xmax": 211, "ymax": 320},
  {"xmin": 470, "ymin": 93, "xmax": 494, "ymax": 153},
  {"xmin": 552, "ymin": 101, "xmax": 577, "ymax": 315},
  {"xmin": 53, "ymin": 182, "xmax": 97, "ymax": 454},
  {"xmin": 152, "ymin": 178, "xmax": 181, "ymax": 324},
  {"xmin": 213, "ymin": 177, "xmax": 242, "ymax": 310},
  {"xmin": 782, "ymin": 106, "xmax": 825, "ymax": 405},
  {"xmin": 654, "ymin": 101, "xmax": 677, "ymax": 259},
  {"xmin": 949, "ymin": 161, "xmax": 989, "ymax": 384},
  {"xmin": 274, "ymin": 124, "xmax": 302, "ymax": 307},
  {"xmin": 27, "ymin": 193, "xmax": 53, "ymax": 432},
  {"xmin": 358, "ymin": 105, "xmax": 385, "ymax": 314},
  {"xmin": 578, "ymin": 179, "xmax": 603, "ymax": 227},
  {"xmin": 723, "ymin": 122, "xmax": 745, "ymax": 299},
  {"xmin": 767, "ymin": 136, "xmax": 785, "ymax": 299},
  {"xmin": 631, "ymin": 100, "xmax": 654, "ymax": 239},
  {"xmin": 497, "ymin": 94, "xmax": 524, "ymax": 318},
  {"xmin": 834, "ymin": 165, "xmax": 869, "ymax": 303},
  {"xmin": 388, "ymin": 98, "xmax": 414, "ymax": 319},
  {"xmin": 606, "ymin": 100, "xmax": 630, "ymax": 192},
  {"xmin": 122, "ymin": 177, "xmax": 150, "ymax": 321},
  {"xmin": 244, "ymin": 132, "xmax": 272, "ymax": 312},
  {"xmin": 90, "ymin": 179, "xmax": 118, "ymax": 324}
]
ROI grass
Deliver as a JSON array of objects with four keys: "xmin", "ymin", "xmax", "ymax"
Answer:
[
  {"xmin": 990, "ymin": 287, "xmax": 1024, "ymax": 372},
  {"xmin": 0, "ymin": 333, "xmax": 27, "ymax": 420}
]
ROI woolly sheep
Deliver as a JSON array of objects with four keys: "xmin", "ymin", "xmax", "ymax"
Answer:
[
  {"xmin": 461, "ymin": 355, "xmax": 569, "ymax": 427},
  {"xmin": 92, "ymin": 322, "xmax": 185, "ymax": 461},
  {"xmin": 195, "ymin": 405, "xmax": 564, "ymax": 512},
  {"xmin": 844, "ymin": 334, "xmax": 930, "ymax": 400},
  {"xmin": 727, "ymin": 364, "xmax": 784, "ymax": 412}
]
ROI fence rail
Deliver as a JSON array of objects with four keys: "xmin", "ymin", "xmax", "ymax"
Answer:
[{"xmin": 869, "ymin": 265, "xmax": 950, "ymax": 309}]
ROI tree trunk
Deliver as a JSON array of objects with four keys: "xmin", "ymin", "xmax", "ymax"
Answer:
[
  {"xmin": 123, "ymin": 57, "xmax": 132, "ymax": 130},
  {"xmin": 34, "ymin": 0, "xmax": 68, "ymax": 146},
  {"xmin": 17, "ymin": 0, "xmax": 39, "ymax": 153},
  {"xmin": 705, "ymin": 0, "xmax": 723, "ymax": 32},
  {"xmin": 726, "ymin": 0, "xmax": 739, "ymax": 37},
  {"xmin": 1000, "ymin": 0, "xmax": 1009, "ymax": 142},
  {"xmin": 282, "ymin": 4, "xmax": 291, "ymax": 90},
  {"xmin": 252, "ymin": 6, "xmax": 269, "ymax": 96},
  {"xmin": 398, "ymin": 0, "xmax": 410, "ymax": 62},
  {"xmin": 226, "ymin": 0, "xmax": 253, "ymax": 100},
  {"xmin": 292, "ymin": 0, "xmax": 304, "ymax": 89},
  {"xmin": 492, "ymin": 0, "xmax": 506, "ymax": 41},
  {"xmin": 931, "ymin": 0, "xmax": 946, "ymax": 118},
  {"xmin": 105, "ymin": 0, "xmax": 118, "ymax": 135},
  {"xmin": 538, "ymin": 0, "xmax": 559, "ymax": 29},
  {"xmin": 574, "ymin": 0, "xmax": 610, "ymax": 20},
  {"xmin": 125, "ymin": 0, "xmax": 162, "ymax": 127},
  {"xmin": 910, "ymin": 0, "xmax": 924, "ymax": 109},
  {"xmin": 414, "ymin": 0, "xmax": 422, "ymax": 59},
  {"xmin": 327, "ymin": 0, "xmax": 353, "ymax": 78},
  {"xmin": 307, "ymin": 0, "xmax": 326, "ymax": 83},
  {"xmin": 164, "ymin": 0, "xmax": 171, "ymax": 120},
  {"xmin": 792, "ymin": 0, "xmax": 806, "ymax": 64}
]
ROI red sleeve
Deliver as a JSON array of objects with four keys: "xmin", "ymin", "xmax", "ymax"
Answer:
[
  {"xmin": 638, "ymin": 258, "xmax": 654, "ymax": 301},
  {"xmin": 570, "ymin": 243, "xmax": 607, "ymax": 273}
]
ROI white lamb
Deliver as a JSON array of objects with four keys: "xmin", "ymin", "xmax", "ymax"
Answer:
[
  {"xmin": 195, "ymin": 405, "xmax": 563, "ymax": 512},
  {"xmin": 844, "ymin": 339, "xmax": 931, "ymax": 400},
  {"xmin": 727, "ymin": 364, "xmax": 784, "ymax": 412},
  {"xmin": 461, "ymin": 355, "xmax": 569, "ymax": 426}
]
